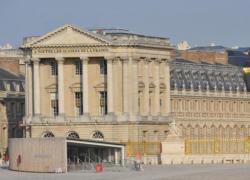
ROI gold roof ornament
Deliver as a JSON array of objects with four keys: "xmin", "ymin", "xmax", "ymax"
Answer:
[{"xmin": 243, "ymin": 67, "xmax": 250, "ymax": 74}]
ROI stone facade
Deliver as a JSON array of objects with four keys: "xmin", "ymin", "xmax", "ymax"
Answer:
[
  {"xmin": 0, "ymin": 48, "xmax": 24, "ymax": 74},
  {"xmin": 20, "ymin": 24, "xmax": 250, "ymax": 164},
  {"xmin": 166, "ymin": 59, "xmax": 250, "ymax": 164},
  {"xmin": 0, "ymin": 68, "xmax": 25, "ymax": 155},
  {"xmin": 20, "ymin": 24, "xmax": 173, "ymax": 163}
]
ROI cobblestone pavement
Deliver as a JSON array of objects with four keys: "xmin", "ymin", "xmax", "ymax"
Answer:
[{"xmin": 1, "ymin": 164, "xmax": 250, "ymax": 180}]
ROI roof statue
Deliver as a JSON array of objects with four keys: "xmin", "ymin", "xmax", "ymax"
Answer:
[
  {"xmin": 177, "ymin": 41, "xmax": 191, "ymax": 50},
  {"xmin": 168, "ymin": 120, "xmax": 181, "ymax": 137},
  {"xmin": 0, "ymin": 43, "xmax": 14, "ymax": 50}
]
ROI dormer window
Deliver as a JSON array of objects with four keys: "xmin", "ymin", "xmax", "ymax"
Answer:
[
  {"xmin": 15, "ymin": 83, "xmax": 20, "ymax": 92},
  {"xmin": 4, "ymin": 82, "xmax": 10, "ymax": 91},
  {"xmin": 20, "ymin": 82, "xmax": 25, "ymax": 92}
]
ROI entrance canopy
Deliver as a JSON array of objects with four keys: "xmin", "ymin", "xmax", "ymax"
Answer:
[
  {"xmin": 66, "ymin": 138, "xmax": 125, "ymax": 167},
  {"xmin": 67, "ymin": 138, "xmax": 125, "ymax": 148}
]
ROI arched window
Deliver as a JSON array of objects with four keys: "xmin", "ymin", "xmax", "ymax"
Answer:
[
  {"xmin": 67, "ymin": 131, "xmax": 80, "ymax": 139},
  {"xmin": 92, "ymin": 131, "xmax": 104, "ymax": 140},
  {"xmin": 42, "ymin": 131, "xmax": 54, "ymax": 138}
]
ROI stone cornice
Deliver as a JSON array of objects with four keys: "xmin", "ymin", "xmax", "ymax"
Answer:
[{"xmin": 28, "ymin": 120, "xmax": 172, "ymax": 126}]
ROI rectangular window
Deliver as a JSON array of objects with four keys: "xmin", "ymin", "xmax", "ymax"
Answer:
[
  {"xmin": 75, "ymin": 92, "xmax": 83, "ymax": 115},
  {"xmin": 143, "ymin": 130, "xmax": 148, "ymax": 141},
  {"xmin": 21, "ymin": 103, "xmax": 25, "ymax": 116},
  {"xmin": 149, "ymin": 97, "xmax": 152, "ymax": 114},
  {"xmin": 50, "ymin": 93, "xmax": 58, "ymax": 116},
  {"xmin": 51, "ymin": 61, "xmax": 58, "ymax": 75},
  {"xmin": 100, "ymin": 60, "xmax": 107, "ymax": 75},
  {"xmin": 75, "ymin": 61, "xmax": 82, "ymax": 75},
  {"xmin": 11, "ymin": 102, "xmax": 15, "ymax": 119},
  {"xmin": 100, "ymin": 91, "xmax": 107, "ymax": 115},
  {"xmin": 51, "ymin": 100, "xmax": 58, "ymax": 116},
  {"xmin": 16, "ymin": 102, "xmax": 21, "ymax": 113}
]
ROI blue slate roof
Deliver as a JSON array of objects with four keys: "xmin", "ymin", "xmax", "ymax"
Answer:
[
  {"xmin": 171, "ymin": 59, "xmax": 247, "ymax": 92},
  {"xmin": 0, "ymin": 68, "xmax": 24, "ymax": 92}
]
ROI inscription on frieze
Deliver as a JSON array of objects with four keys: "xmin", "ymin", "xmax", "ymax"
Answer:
[{"xmin": 33, "ymin": 47, "xmax": 108, "ymax": 54}]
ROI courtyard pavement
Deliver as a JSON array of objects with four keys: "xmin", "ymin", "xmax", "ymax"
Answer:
[{"xmin": 1, "ymin": 164, "xmax": 250, "ymax": 180}]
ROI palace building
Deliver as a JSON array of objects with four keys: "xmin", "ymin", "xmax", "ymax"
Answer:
[
  {"xmin": 20, "ymin": 24, "xmax": 173, "ymax": 164},
  {"xmin": 170, "ymin": 59, "xmax": 250, "ymax": 159},
  {"xmin": 19, "ymin": 24, "xmax": 250, "ymax": 165},
  {"xmin": 0, "ymin": 68, "xmax": 25, "ymax": 155}
]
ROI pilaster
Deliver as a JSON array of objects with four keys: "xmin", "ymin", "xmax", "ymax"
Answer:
[
  {"xmin": 132, "ymin": 58, "xmax": 139, "ymax": 115},
  {"xmin": 154, "ymin": 59, "xmax": 161, "ymax": 115},
  {"xmin": 106, "ymin": 56, "xmax": 114, "ymax": 114},
  {"xmin": 165, "ymin": 59, "xmax": 171, "ymax": 115},
  {"xmin": 144, "ymin": 58, "xmax": 150, "ymax": 116},
  {"xmin": 122, "ymin": 57, "xmax": 129, "ymax": 115}
]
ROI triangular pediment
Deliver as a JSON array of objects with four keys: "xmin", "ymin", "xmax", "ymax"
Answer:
[
  {"xmin": 93, "ymin": 82, "xmax": 106, "ymax": 91},
  {"xmin": 23, "ymin": 24, "xmax": 110, "ymax": 48},
  {"xmin": 45, "ymin": 83, "xmax": 57, "ymax": 93}
]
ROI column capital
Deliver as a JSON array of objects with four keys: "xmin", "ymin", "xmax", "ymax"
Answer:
[
  {"xmin": 106, "ymin": 58, "xmax": 114, "ymax": 64},
  {"xmin": 24, "ymin": 55, "xmax": 32, "ymax": 64},
  {"xmin": 55, "ymin": 56, "xmax": 65, "ymax": 63},
  {"xmin": 31, "ymin": 58, "xmax": 40, "ymax": 64},
  {"xmin": 132, "ymin": 58, "xmax": 140, "ymax": 65},
  {"xmin": 143, "ymin": 58, "xmax": 151, "ymax": 64},
  {"xmin": 79, "ymin": 56, "xmax": 90, "ymax": 62},
  {"xmin": 154, "ymin": 58, "xmax": 162, "ymax": 65},
  {"xmin": 120, "ymin": 56, "xmax": 129, "ymax": 62},
  {"xmin": 113, "ymin": 58, "xmax": 121, "ymax": 64},
  {"xmin": 104, "ymin": 56, "xmax": 115, "ymax": 61},
  {"xmin": 163, "ymin": 59, "xmax": 170, "ymax": 65}
]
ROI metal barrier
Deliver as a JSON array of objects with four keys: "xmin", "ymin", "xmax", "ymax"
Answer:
[
  {"xmin": 126, "ymin": 141, "xmax": 161, "ymax": 156},
  {"xmin": 185, "ymin": 138, "xmax": 250, "ymax": 155}
]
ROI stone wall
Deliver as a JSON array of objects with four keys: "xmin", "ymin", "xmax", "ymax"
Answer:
[
  {"xmin": 0, "ymin": 57, "xmax": 20, "ymax": 74},
  {"xmin": 179, "ymin": 50, "xmax": 228, "ymax": 64},
  {"xmin": 9, "ymin": 138, "xmax": 67, "ymax": 172}
]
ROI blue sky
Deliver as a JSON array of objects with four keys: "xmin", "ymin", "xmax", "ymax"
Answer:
[{"xmin": 1, "ymin": 0, "xmax": 250, "ymax": 47}]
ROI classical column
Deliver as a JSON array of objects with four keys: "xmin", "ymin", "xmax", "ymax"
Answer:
[
  {"xmin": 106, "ymin": 57, "xmax": 114, "ymax": 114},
  {"xmin": 144, "ymin": 59, "xmax": 150, "ymax": 116},
  {"xmin": 132, "ymin": 58, "xmax": 139, "ymax": 115},
  {"xmin": 56, "ymin": 57, "xmax": 65, "ymax": 116},
  {"xmin": 115, "ymin": 148, "xmax": 119, "ymax": 165},
  {"xmin": 32, "ymin": 58, "xmax": 40, "ymax": 116},
  {"xmin": 24, "ymin": 59, "xmax": 29, "ymax": 117},
  {"xmin": 108, "ymin": 148, "xmax": 112, "ymax": 162},
  {"xmin": 80, "ymin": 56, "xmax": 89, "ymax": 115},
  {"xmin": 165, "ymin": 60, "xmax": 171, "ymax": 115},
  {"xmin": 122, "ymin": 58, "xmax": 129, "ymax": 114},
  {"xmin": 28, "ymin": 62, "xmax": 33, "ymax": 116},
  {"xmin": 154, "ymin": 60, "xmax": 160, "ymax": 115}
]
